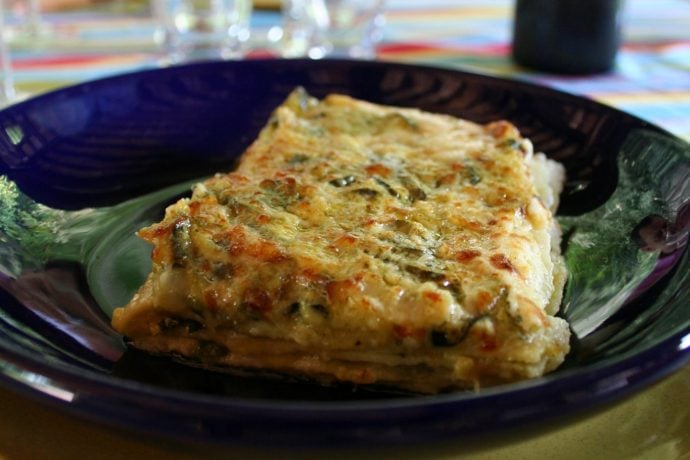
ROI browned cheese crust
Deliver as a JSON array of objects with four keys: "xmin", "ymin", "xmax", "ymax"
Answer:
[{"xmin": 112, "ymin": 89, "xmax": 570, "ymax": 393}]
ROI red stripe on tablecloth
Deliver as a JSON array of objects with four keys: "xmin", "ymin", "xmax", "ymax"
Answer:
[
  {"xmin": 15, "ymin": 55, "xmax": 108, "ymax": 69},
  {"xmin": 14, "ymin": 54, "xmax": 151, "ymax": 71},
  {"xmin": 380, "ymin": 42, "xmax": 511, "ymax": 56}
]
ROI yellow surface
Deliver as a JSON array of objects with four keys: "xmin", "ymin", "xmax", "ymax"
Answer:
[
  {"xmin": 0, "ymin": 363, "xmax": 688, "ymax": 459},
  {"xmin": 41, "ymin": 0, "xmax": 279, "ymax": 13},
  {"xmin": 254, "ymin": 0, "xmax": 281, "ymax": 9}
]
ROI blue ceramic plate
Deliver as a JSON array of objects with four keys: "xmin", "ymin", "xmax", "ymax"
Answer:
[{"xmin": 0, "ymin": 59, "xmax": 688, "ymax": 448}]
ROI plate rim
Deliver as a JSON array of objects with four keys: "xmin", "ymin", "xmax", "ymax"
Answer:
[{"xmin": 0, "ymin": 57, "xmax": 689, "ymax": 445}]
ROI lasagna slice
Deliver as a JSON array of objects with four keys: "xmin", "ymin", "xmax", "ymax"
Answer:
[{"xmin": 112, "ymin": 89, "xmax": 570, "ymax": 393}]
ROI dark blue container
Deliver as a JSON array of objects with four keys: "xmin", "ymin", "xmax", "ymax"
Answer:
[{"xmin": 512, "ymin": 0, "xmax": 622, "ymax": 74}]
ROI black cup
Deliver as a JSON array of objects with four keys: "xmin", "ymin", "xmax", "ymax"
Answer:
[{"xmin": 512, "ymin": 0, "xmax": 622, "ymax": 74}]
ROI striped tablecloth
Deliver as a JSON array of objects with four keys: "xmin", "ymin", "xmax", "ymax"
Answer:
[
  {"xmin": 379, "ymin": 0, "xmax": 690, "ymax": 141},
  {"xmin": 1, "ymin": 1, "xmax": 689, "ymax": 459},
  {"xmin": 8, "ymin": 0, "xmax": 690, "ymax": 141}
]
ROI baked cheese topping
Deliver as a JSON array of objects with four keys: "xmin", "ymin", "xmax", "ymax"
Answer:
[{"xmin": 112, "ymin": 89, "xmax": 570, "ymax": 393}]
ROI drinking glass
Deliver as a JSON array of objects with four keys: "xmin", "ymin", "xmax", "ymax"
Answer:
[
  {"xmin": 8, "ymin": 0, "xmax": 51, "ymax": 41},
  {"xmin": 152, "ymin": 0, "xmax": 253, "ymax": 63},
  {"xmin": 280, "ymin": 0, "xmax": 386, "ymax": 59},
  {"xmin": 24, "ymin": 0, "xmax": 45, "ymax": 36},
  {"xmin": 0, "ymin": 0, "xmax": 16, "ymax": 105}
]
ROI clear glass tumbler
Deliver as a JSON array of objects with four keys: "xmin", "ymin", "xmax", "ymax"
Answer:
[
  {"xmin": 0, "ymin": 0, "xmax": 16, "ymax": 105},
  {"xmin": 280, "ymin": 0, "xmax": 386, "ymax": 59},
  {"xmin": 152, "ymin": 0, "xmax": 253, "ymax": 63},
  {"xmin": 7, "ymin": 0, "xmax": 52, "ymax": 42}
]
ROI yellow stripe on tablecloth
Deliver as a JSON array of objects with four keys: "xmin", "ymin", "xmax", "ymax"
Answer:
[
  {"xmin": 388, "ymin": 6, "xmax": 510, "ymax": 19},
  {"xmin": 594, "ymin": 91, "xmax": 690, "ymax": 105}
]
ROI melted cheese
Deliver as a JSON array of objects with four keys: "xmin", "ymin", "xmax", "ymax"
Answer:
[{"xmin": 112, "ymin": 89, "xmax": 570, "ymax": 393}]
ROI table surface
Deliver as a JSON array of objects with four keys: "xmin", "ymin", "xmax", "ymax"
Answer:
[{"xmin": 1, "ymin": 1, "xmax": 690, "ymax": 458}]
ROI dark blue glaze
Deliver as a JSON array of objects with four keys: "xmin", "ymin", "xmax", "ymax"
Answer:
[{"xmin": 0, "ymin": 59, "xmax": 687, "ymax": 448}]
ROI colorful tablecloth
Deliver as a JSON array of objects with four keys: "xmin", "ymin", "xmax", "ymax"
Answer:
[
  {"xmin": 8, "ymin": 0, "xmax": 690, "ymax": 141},
  {"xmin": 379, "ymin": 0, "xmax": 690, "ymax": 141},
  {"xmin": 1, "ymin": 1, "xmax": 689, "ymax": 459}
]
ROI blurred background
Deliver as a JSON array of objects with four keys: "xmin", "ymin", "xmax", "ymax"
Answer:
[
  {"xmin": 0, "ymin": 1, "xmax": 689, "ymax": 459},
  {"xmin": 2, "ymin": 0, "xmax": 689, "ymax": 140}
]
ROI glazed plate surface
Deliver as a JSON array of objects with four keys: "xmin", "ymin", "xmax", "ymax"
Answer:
[{"xmin": 0, "ymin": 59, "xmax": 688, "ymax": 447}]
